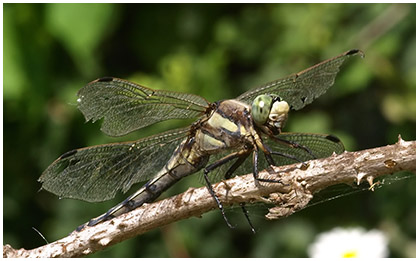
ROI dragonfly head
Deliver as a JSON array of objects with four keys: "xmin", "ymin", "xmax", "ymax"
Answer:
[{"xmin": 251, "ymin": 94, "xmax": 289, "ymax": 134}]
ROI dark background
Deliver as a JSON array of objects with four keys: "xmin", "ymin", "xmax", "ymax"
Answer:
[{"xmin": 4, "ymin": 3, "xmax": 415, "ymax": 257}]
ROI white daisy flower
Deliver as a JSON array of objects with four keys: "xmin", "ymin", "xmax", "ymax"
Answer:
[{"xmin": 308, "ymin": 227, "xmax": 389, "ymax": 258}]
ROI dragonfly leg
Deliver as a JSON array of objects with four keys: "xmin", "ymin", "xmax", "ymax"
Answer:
[
  {"xmin": 203, "ymin": 150, "xmax": 252, "ymax": 229},
  {"xmin": 262, "ymin": 140, "xmax": 308, "ymax": 168},
  {"xmin": 224, "ymin": 153, "xmax": 250, "ymax": 179},
  {"xmin": 270, "ymin": 150, "xmax": 305, "ymax": 164},
  {"xmin": 269, "ymin": 135, "xmax": 316, "ymax": 159},
  {"xmin": 203, "ymin": 170, "xmax": 235, "ymax": 229},
  {"xmin": 205, "ymin": 150, "xmax": 248, "ymax": 173},
  {"xmin": 257, "ymin": 138, "xmax": 299, "ymax": 167},
  {"xmin": 252, "ymin": 149, "xmax": 277, "ymax": 183},
  {"xmin": 252, "ymin": 149, "xmax": 281, "ymax": 183},
  {"xmin": 222, "ymin": 153, "xmax": 258, "ymax": 233},
  {"xmin": 240, "ymin": 202, "xmax": 256, "ymax": 234},
  {"xmin": 261, "ymin": 144, "xmax": 276, "ymax": 166},
  {"xmin": 252, "ymin": 148, "xmax": 291, "ymax": 184}
]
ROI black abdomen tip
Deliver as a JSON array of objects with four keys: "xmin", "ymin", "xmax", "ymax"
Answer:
[
  {"xmin": 325, "ymin": 134, "xmax": 341, "ymax": 143},
  {"xmin": 97, "ymin": 76, "xmax": 115, "ymax": 82},
  {"xmin": 346, "ymin": 49, "xmax": 365, "ymax": 58},
  {"xmin": 346, "ymin": 49, "xmax": 359, "ymax": 55}
]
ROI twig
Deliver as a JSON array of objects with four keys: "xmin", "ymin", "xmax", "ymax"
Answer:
[{"xmin": 3, "ymin": 136, "xmax": 415, "ymax": 258}]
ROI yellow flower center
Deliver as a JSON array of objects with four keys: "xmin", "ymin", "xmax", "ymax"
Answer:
[{"xmin": 342, "ymin": 250, "xmax": 358, "ymax": 258}]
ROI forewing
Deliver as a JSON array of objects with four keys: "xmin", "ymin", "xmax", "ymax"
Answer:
[
  {"xmin": 237, "ymin": 49, "xmax": 364, "ymax": 110},
  {"xmin": 38, "ymin": 128, "xmax": 189, "ymax": 202},
  {"xmin": 77, "ymin": 77, "xmax": 210, "ymax": 136},
  {"xmin": 263, "ymin": 132, "xmax": 345, "ymax": 166}
]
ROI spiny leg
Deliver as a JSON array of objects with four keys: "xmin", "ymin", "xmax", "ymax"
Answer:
[
  {"xmin": 203, "ymin": 171, "xmax": 234, "ymax": 229},
  {"xmin": 269, "ymin": 135, "xmax": 316, "ymax": 159},
  {"xmin": 224, "ymin": 153, "xmax": 249, "ymax": 180},
  {"xmin": 269, "ymin": 150, "xmax": 306, "ymax": 165},
  {"xmin": 252, "ymin": 149, "xmax": 259, "ymax": 181},
  {"xmin": 254, "ymin": 140, "xmax": 310, "ymax": 184},
  {"xmin": 240, "ymin": 202, "xmax": 256, "ymax": 234},
  {"xmin": 266, "ymin": 143, "xmax": 310, "ymax": 169},
  {"xmin": 223, "ymin": 153, "xmax": 257, "ymax": 232},
  {"xmin": 251, "ymin": 149, "xmax": 277, "ymax": 183},
  {"xmin": 203, "ymin": 150, "xmax": 250, "ymax": 229},
  {"xmin": 252, "ymin": 147, "xmax": 282, "ymax": 183}
]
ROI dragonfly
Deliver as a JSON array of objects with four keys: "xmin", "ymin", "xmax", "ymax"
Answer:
[{"xmin": 39, "ymin": 49, "xmax": 364, "ymax": 232}]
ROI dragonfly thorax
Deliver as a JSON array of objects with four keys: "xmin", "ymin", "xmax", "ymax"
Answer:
[{"xmin": 251, "ymin": 94, "xmax": 289, "ymax": 134}]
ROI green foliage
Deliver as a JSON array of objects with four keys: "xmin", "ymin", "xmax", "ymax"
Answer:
[
  {"xmin": 4, "ymin": 3, "xmax": 415, "ymax": 257},
  {"xmin": 45, "ymin": 3, "xmax": 115, "ymax": 77}
]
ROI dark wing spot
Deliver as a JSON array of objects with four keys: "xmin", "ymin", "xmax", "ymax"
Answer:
[
  {"xmin": 346, "ymin": 49, "xmax": 360, "ymax": 56},
  {"xmin": 97, "ymin": 77, "xmax": 114, "ymax": 82},
  {"xmin": 325, "ymin": 134, "xmax": 341, "ymax": 143},
  {"xmin": 301, "ymin": 97, "xmax": 307, "ymax": 103},
  {"xmin": 59, "ymin": 149, "xmax": 77, "ymax": 159}
]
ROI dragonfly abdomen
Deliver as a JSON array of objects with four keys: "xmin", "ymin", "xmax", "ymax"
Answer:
[
  {"xmin": 83, "ymin": 173, "xmax": 179, "ymax": 229},
  {"xmin": 78, "ymin": 139, "xmax": 210, "ymax": 231}
]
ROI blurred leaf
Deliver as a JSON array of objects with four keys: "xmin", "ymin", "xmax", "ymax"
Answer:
[
  {"xmin": 160, "ymin": 51, "xmax": 194, "ymax": 92},
  {"xmin": 335, "ymin": 60, "xmax": 371, "ymax": 96},
  {"xmin": 287, "ymin": 111, "xmax": 332, "ymax": 134},
  {"xmin": 45, "ymin": 3, "xmax": 116, "ymax": 76},
  {"xmin": 215, "ymin": 17, "xmax": 239, "ymax": 46},
  {"xmin": 381, "ymin": 93, "xmax": 416, "ymax": 123},
  {"xmin": 4, "ymin": 5, "xmax": 28, "ymax": 100}
]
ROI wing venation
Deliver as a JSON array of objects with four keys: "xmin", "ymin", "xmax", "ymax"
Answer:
[{"xmin": 77, "ymin": 77, "xmax": 210, "ymax": 136}]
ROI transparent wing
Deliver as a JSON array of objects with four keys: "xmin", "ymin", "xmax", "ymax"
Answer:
[
  {"xmin": 237, "ymin": 49, "xmax": 364, "ymax": 110},
  {"xmin": 38, "ymin": 128, "xmax": 189, "ymax": 202},
  {"xmin": 77, "ymin": 77, "xmax": 210, "ymax": 137},
  {"xmin": 204, "ymin": 132, "xmax": 345, "ymax": 183},
  {"xmin": 263, "ymin": 132, "xmax": 345, "ymax": 166}
]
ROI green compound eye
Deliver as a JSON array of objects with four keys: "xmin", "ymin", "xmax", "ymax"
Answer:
[{"xmin": 251, "ymin": 94, "xmax": 273, "ymax": 126}]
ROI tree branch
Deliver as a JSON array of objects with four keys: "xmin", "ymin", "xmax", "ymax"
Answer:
[{"xmin": 4, "ymin": 136, "xmax": 415, "ymax": 258}]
